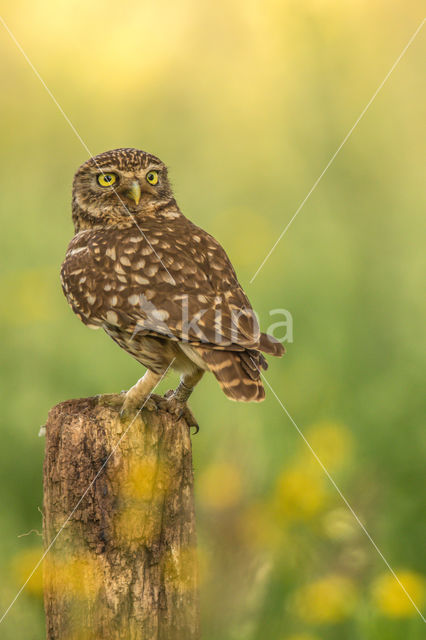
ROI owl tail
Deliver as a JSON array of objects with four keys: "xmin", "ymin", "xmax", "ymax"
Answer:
[
  {"xmin": 196, "ymin": 347, "xmax": 266, "ymax": 402},
  {"xmin": 259, "ymin": 332, "xmax": 286, "ymax": 357}
]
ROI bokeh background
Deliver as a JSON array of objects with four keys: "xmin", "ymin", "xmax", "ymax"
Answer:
[{"xmin": 0, "ymin": 1, "xmax": 425, "ymax": 638}]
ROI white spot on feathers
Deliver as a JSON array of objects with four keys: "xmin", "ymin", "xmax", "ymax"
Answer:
[{"xmin": 106, "ymin": 310, "xmax": 118, "ymax": 324}]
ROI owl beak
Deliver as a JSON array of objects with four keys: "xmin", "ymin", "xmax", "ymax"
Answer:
[{"xmin": 126, "ymin": 181, "xmax": 141, "ymax": 205}]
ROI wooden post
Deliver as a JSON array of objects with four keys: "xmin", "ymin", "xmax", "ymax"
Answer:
[{"xmin": 42, "ymin": 393, "xmax": 199, "ymax": 640}]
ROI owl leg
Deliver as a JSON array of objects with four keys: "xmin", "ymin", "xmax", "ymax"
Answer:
[
  {"xmin": 165, "ymin": 369, "xmax": 204, "ymax": 432},
  {"xmin": 120, "ymin": 369, "xmax": 164, "ymax": 421}
]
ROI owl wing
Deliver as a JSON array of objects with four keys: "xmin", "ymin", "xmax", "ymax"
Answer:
[{"xmin": 61, "ymin": 222, "xmax": 262, "ymax": 351}]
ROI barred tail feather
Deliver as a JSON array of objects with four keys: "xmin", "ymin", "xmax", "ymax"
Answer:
[
  {"xmin": 196, "ymin": 347, "xmax": 265, "ymax": 402},
  {"xmin": 259, "ymin": 333, "xmax": 285, "ymax": 357}
]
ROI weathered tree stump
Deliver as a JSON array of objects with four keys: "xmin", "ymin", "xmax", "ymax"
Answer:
[{"xmin": 43, "ymin": 393, "xmax": 199, "ymax": 640}]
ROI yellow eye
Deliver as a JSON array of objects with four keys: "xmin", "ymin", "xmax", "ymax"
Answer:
[
  {"xmin": 146, "ymin": 170, "xmax": 159, "ymax": 185},
  {"xmin": 97, "ymin": 173, "xmax": 117, "ymax": 187}
]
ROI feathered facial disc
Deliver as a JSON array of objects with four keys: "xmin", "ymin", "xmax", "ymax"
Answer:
[{"xmin": 72, "ymin": 148, "xmax": 173, "ymax": 224}]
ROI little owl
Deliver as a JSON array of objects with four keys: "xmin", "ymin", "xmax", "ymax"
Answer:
[{"xmin": 61, "ymin": 148, "xmax": 284, "ymax": 428}]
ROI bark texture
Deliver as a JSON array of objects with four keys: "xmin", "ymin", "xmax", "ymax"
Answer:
[{"xmin": 43, "ymin": 393, "xmax": 199, "ymax": 640}]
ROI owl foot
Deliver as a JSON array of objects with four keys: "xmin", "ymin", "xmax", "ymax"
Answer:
[
  {"xmin": 164, "ymin": 391, "xmax": 199, "ymax": 434},
  {"xmin": 119, "ymin": 395, "xmax": 158, "ymax": 423}
]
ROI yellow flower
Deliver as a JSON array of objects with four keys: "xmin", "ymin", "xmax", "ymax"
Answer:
[
  {"xmin": 197, "ymin": 462, "xmax": 242, "ymax": 510},
  {"xmin": 276, "ymin": 465, "xmax": 326, "ymax": 521},
  {"xmin": 301, "ymin": 421, "xmax": 353, "ymax": 472},
  {"xmin": 294, "ymin": 574, "xmax": 357, "ymax": 623},
  {"xmin": 11, "ymin": 546, "xmax": 43, "ymax": 597},
  {"xmin": 371, "ymin": 571, "xmax": 425, "ymax": 618}
]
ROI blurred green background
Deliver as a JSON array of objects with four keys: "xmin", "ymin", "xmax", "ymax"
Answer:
[{"xmin": 0, "ymin": 1, "xmax": 425, "ymax": 638}]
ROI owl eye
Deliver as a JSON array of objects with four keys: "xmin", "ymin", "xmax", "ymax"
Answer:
[
  {"xmin": 146, "ymin": 171, "xmax": 159, "ymax": 185},
  {"xmin": 97, "ymin": 173, "xmax": 117, "ymax": 187}
]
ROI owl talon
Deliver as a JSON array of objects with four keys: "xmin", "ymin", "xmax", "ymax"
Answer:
[
  {"xmin": 143, "ymin": 397, "xmax": 158, "ymax": 412},
  {"xmin": 164, "ymin": 394, "xmax": 199, "ymax": 433}
]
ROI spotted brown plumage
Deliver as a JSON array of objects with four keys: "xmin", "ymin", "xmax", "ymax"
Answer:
[{"xmin": 61, "ymin": 148, "xmax": 284, "ymax": 422}]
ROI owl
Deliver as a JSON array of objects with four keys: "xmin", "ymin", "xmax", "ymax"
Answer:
[{"xmin": 61, "ymin": 148, "xmax": 284, "ymax": 427}]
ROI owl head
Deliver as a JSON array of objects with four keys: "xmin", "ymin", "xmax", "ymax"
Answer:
[{"xmin": 72, "ymin": 148, "xmax": 175, "ymax": 231}]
